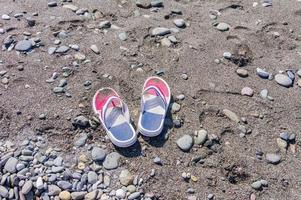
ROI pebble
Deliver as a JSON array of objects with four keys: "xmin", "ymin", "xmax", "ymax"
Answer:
[
  {"xmin": 73, "ymin": 116, "xmax": 89, "ymax": 128},
  {"xmin": 103, "ymin": 152, "xmax": 120, "ymax": 170},
  {"xmin": 59, "ymin": 191, "xmax": 71, "ymax": 200},
  {"xmin": 48, "ymin": 1, "xmax": 57, "ymax": 7},
  {"xmin": 115, "ymin": 189, "xmax": 126, "ymax": 199},
  {"xmin": 128, "ymin": 192, "xmax": 141, "ymax": 200},
  {"xmin": 176, "ymin": 135, "xmax": 194, "ymax": 151},
  {"xmin": 223, "ymin": 109, "xmax": 240, "ymax": 123},
  {"xmin": 275, "ymin": 74, "xmax": 293, "ymax": 87},
  {"xmin": 48, "ymin": 185, "xmax": 61, "ymax": 196},
  {"xmin": 266, "ymin": 153, "xmax": 281, "ymax": 164},
  {"xmin": 277, "ymin": 138, "xmax": 288, "ymax": 150},
  {"xmin": 71, "ymin": 192, "xmax": 86, "ymax": 200},
  {"xmin": 74, "ymin": 53, "xmax": 86, "ymax": 61},
  {"xmin": 151, "ymin": 0, "xmax": 163, "ymax": 7},
  {"xmin": 15, "ymin": 40, "xmax": 33, "ymax": 52},
  {"xmin": 88, "ymin": 171, "xmax": 98, "ymax": 184},
  {"xmin": 194, "ymin": 129, "xmax": 208, "ymax": 145},
  {"xmin": 63, "ymin": 4, "xmax": 79, "ymax": 12},
  {"xmin": 4, "ymin": 157, "xmax": 18, "ymax": 173},
  {"xmin": 241, "ymin": 87, "xmax": 254, "ymax": 96},
  {"xmin": 99, "ymin": 21, "xmax": 111, "ymax": 29},
  {"xmin": 208, "ymin": 194, "xmax": 214, "ymax": 199},
  {"xmin": 2, "ymin": 14, "xmax": 10, "ymax": 20},
  {"xmin": 161, "ymin": 38, "xmax": 172, "ymax": 47},
  {"xmin": 280, "ymin": 132, "xmax": 289, "ymax": 141},
  {"xmin": 0, "ymin": 186, "xmax": 8, "ymax": 198},
  {"xmin": 91, "ymin": 147, "xmax": 107, "ymax": 161},
  {"xmin": 171, "ymin": 102, "xmax": 181, "ymax": 113},
  {"xmin": 256, "ymin": 68, "xmax": 270, "ymax": 79},
  {"xmin": 173, "ymin": 19, "xmax": 186, "ymax": 28},
  {"xmin": 236, "ymin": 69, "xmax": 248, "ymax": 77},
  {"xmin": 55, "ymin": 46, "xmax": 70, "ymax": 53},
  {"xmin": 21, "ymin": 180, "xmax": 33, "ymax": 194},
  {"xmin": 36, "ymin": 177, "xmax": 43, "ymax": 190},
  {"xmin": 298, "ymin": 79, "xmax": 301, "ymax": 87},
  {"xmin": 74, "ymin": 134, "xmax": 88, "ymax": 147},
  {"xmin": 53, "ymin": 87, "xmax": 65, "ymax": 93},
  {"xmin": 260, "ymin": 89, "xmax": 268, "ymax": 99},
  {"xmin": 118, "ymin": 32, "xmax": 127, "ymax": 41},
  {"xmin": 153, "ymin": 157, "xmax": 162, "ymax": 165},
  {"xmin": 216, "ymin": 22, "xmax": 230, "ymax": 31},
  {"xmin": 119, "ymin": 169, "xmax": 133, "ymax": 186},
  {"xmin": 90, "ymin": 45, "xmax": 100, "ymax": 54},
  {"xmin": 251, "ymin": 180, "xmax": 262, "ymax": 190},
  {"xmin": 151, "ymin": 27, "xmax": 170, "ymax": 36},
  {"xmin": 223, "ymin": 52, "xmax": 232, "ymax": 59}
]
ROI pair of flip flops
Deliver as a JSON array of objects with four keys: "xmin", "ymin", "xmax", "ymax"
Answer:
[{"xmin": 92, "ymin": 77, "xmax": 171, "ymax": 147}]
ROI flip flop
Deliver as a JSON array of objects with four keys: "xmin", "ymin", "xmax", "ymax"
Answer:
[
  {"xmin": 138, "ymin": 77, "xmax": 171, "ymax": 137},
  {"xmin": 92, "ymin": 88, "xmax": 137, "ymax": 147}
]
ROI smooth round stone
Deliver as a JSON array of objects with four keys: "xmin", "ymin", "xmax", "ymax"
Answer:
[
  {"xmin": 256, "ymin": 68, "xmax": 270, "ymax": 79},
  {"xmin": 216, "ymin": 22, "xmax": 230, "ymax": 31},
  {"xmin": 176, "ymin": 135, "xmax": 193, "ymax": 151},
  {"xmin": 91, "ymin": 147, "xmax": 107, "ymax": 161},
  {"xmin": 194, "ymin": 129, "xmax": 208, "ymax": 145},
  {"xmin": 173, "ymin": 19, "xmax": 186, "ymax": 28},
  {"xmin": 275, "ymin": 74, "xmax": 292, "ymax": 87},
  {"xmin": 287, "ymin": 70, "xmax": 295, "ymax": 80},
  {"xmin": 87, "ymin": 171, "xmax": 98, "ymax": 184},
  {"xmin": 15, "ymin": 40, "xmax": 32, "ymax": 52},
  {"xmin": 153, "ymin": 157, "xmax": 162, "ymax": 165},
  {"xmin": 116, "ymin": 189, "xmax": 126, "ymax": 198},
  {"xmin": 103, "ymin": 152, "xmax": 120, "ymax": 170},
  {"xmin": 119, "ymin": 169, "xmax": 133, "ymax": 186},
  {"xmin": 266, "ymin": 153, "xmax": 281, "ymax": 164},
  {"xmin": 208, "ymin": 194, "xmax": 214, "ymax": 199},
  {"xmin": 260, "ymin": 179, "xmax": 268, "ymax": 186},
  {"xmin": 241, "ymin": 87, "xmax": 254, "ymax": 96},
  {"xmin": 53, "ymin": 87, "xmax": 65, "ymax": 93},
  {"xmin": 151, "ymin": 27, "xmax": 170, "ymax": 36},
  {"xmin": 128, "ymin": 192, "xmax": 141, "ymax": 200},
  {"xmin": 251, "ymin": 180, "xmax": 262, "ymax": 190},
  {"xmin": 4, "ymin": 157, "xmax": 18, "ymax": 173},
  {"xmin": 236, "ymin": 68, "xmax": 248, "ymax": 77},
  {"xmin": 59, "ymin": 191, "xmax": 71, "ymax": 200},
  {"xmin": 298, "ymin": 79, "xmax": 301, "ymax": 87},
  {"xmin": 48, "ymin": 1, "xmax": 57, "ymax": 7},
  {"xmin": 63, "ymin": 4, "xmax": 79, "ymax": 12},
  {"xmin": 55, "ymin": 46, "xmax": 70, "ymax": 53},
  {"xmin": 280, "ymin": 132, "xmax": 289, "ymax": 141},
  {"xmin": 2, "ymin": 14, "xmax": 10, "ymax": 20}
]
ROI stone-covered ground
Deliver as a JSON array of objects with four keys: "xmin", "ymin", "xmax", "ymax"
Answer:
[{"xmin": 1, "ymin": 0, "xmax": 301, "ymax": 199}]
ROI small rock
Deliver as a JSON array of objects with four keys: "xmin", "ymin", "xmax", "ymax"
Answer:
[
  {"xmin": 90, "ymin": 45, "xmax": 100, "ymax": 54},
  {"xmin": 0, "ymin": 186, "xmax": 8, "ymax": 198},
  {"xmin": 119, "ymin": 169, "xmax": 133, "ymax": 186},
  {"xmin": 241, "ymin": 87, "xmax": 254, "ymax": 96},
  {"xmin": 36, "ymin": 177, "xmax": 43, "ymax": 190},
  {"xmin": 275, "ymin": 74, "xmax": 293, "ymax": 87},
  {"xmin": 88, "ymin": 171, "xmax": 98, "ymax": 184},
  {"xmin": 236, "ymin": 69, "xmax": 248, "ymax": 77},
  {"xmin": 118, "ymin": 32, "xmax": 127, "ymax": 41},
  {"xmin": 99, "ymin": 21, "xmax": 111, "ymax": 29},
  {"xmin": 63, "ymin": 4, "xmax": 78, "ymax": 12},
  {"xmin": 151, "ymin": 27, "xmax": 170, "ymax": 36},
  {"xmin": 173, "ymin": 19, "xmax": 186, "ymax": 28},
  {"xmin": 161, "ymin": 38, "xmax": 172, "ymax": 47},
  {"xmin": 176, "ymin": 134, "xmax": 193, "ymax": 151},
  {"xmin": 103, "ymin": 152, "xmax": 120, "ymax": 170},
  {"xmin": 73, "ymin": 116, "xmax": 89, "ymax": 128},
  {"xmin": 4, "ymin": 157, "xmax": 18, "ymax": 173},
  {"xmin": 2, "ymin": 14, "xmax": 10, "ymax": 20},
  {"xmin": 15, "ymin": 40, "xmax": 32, "ymax": 52},
  {"xmin": 266, "ymin": 153, "xmax": 281, "ymax": 164},
  {"xmin": 223, "ymin": 109, "xmax": 240, "ymax": 123},
  {"xmin": 194, "ymin": 129, "xmax": 208, "ymax": 145},
  {"xmin": 48, "ymin": 1, "xmax": 57, "ymax": 7},
  {"xmin": 71, "ymin": 192, "xmax": 87, "ymax": 200},
  {"xmin": 216, "ymin": 22, "xmax": 230, "ymax": 31},
  {"xmin": 115, "ymin": 189, "xmax": 126, "ymax": 199},
  {"xmin": 21, "ymin": 180, "xmax": 33, "ymax": 194},
  {"xmin": 171, "ymin": 102, "xmax": 181, "ymax": 113},
  {"xmin": 74, "ymin": 134, "xmax": 88, "ymax": 147},
  {"xmin": 280, "ymin": 132, "xmax": 289, "ymax": 141},
  {"xmin": 91, "ymin": 147, "xmax": 107, "ymax": 161},
  {"xmin": 48, "ymin": 185, "xmax": 61, "ymax": 196},
  {"xmin": 256, "ymin": 68, "xmax": 270, "ymax": 79},
  {"xmin": 251, "ymin": 180, "xmax": 262, "ymax": 190},
  {"xmin": 153, "ymin": 157, "xmax": 162, "ymax": 165},
  {"xmin": 223, "ymin": 52, "xmax": 232, "ymax": 59},
  {"xmin": 59, "ymin": 191, "xmax": 71, "ymax": 200},
  {"xmin": 128, "ymin": 192, "xmax": 141, "ymax": 200},
  {"xmin": 276, "ymin": 138, "xmax": 288, "ymax": 150},
  {"xmin": 55, "ymin": 46, "xmax": 70, "ymax": 53},
  {"xmin": 53, "ymin": 87, "xmax": 65, "ymax": 94}
]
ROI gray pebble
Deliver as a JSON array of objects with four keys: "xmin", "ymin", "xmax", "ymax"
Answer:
[
  {"xmin": 91, "ymin": 147, "xmax": 107, "ymax": 162},
  {"xmin": 0, "ymin": 186, "xmax": 8, "ymax": 198},
  {"xmin": 55, "ymin": 46, "xmax": 70, "ymax": 53},
  {"xmin": 57, "ymin": 181, "xmax": 72, "ymax": 190},
  {"xmin": 15, "ymin": 40, "xmax": 32, "ymax": 52},
  {"xmin": 151, "ymin": 27, "xmax": 170, "ymax": 36},
  {"xmin": 103, "ymin": 152, "xmax": 120, "ymax": 170},
  {"xmin": 176, "ymin": 135, "xmax": 193, "ymax": 151},
  {"xmin": 173, "ymin": 19, "xmax": 186, "ymax": 28},
  {"xmin": 4, "ymin": 157, "xmax": 18, "ymax": 173},
  {"xmin": 216, "ymin": 22, "xmax": 230, "ymax": 31},
  {"xmin": 128, "ymin": 192, "xmax": 141, "ymax": 200},
  {"xmin": 280, "ymin": 132, "xmax": 289, "ymax": 141},
  {"xmin": 251, "ymin": 180, "xmax": 262, "ymax": 190},
  {"xmin": 21, "ymin": 180, "xmax": 33, "ymax": 194},
  {"xmin": 266, "ymin": 153, "xmax": 281, "ymax": 164},
  {"xmin": 53, "ymin": 87, "xmax": 65, "ymax": 93},
  {"xmin": 118, "ymin": 32, "xmax": 127, "ymax": 41},
  {"xmin": 275, "ymin": 74, "xmax": 292, "ymax": 87},
  {"xmin": 194, "ymin": 129, "xmax": 208, "ymax": 145}
]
